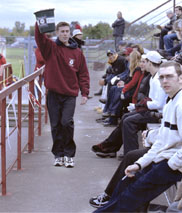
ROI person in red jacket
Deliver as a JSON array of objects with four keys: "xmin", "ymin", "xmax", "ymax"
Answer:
[
  {"xmin": 0, "ymin": 53, "xmax": 6, "ymax": 66},
  {"xmin": 35, "ymin": 21, "xmax": 90, "ymax": 168},
  {"xmin": 34, "ymin": 46, "xmax": 45, "ymax": 71},
  {"xmin": 34, "ymin": 33, "xmax": 52, "ymax": 71}
]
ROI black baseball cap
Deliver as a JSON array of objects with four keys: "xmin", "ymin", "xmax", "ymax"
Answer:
[{"xmin": 107, "ymin": 49, "xmax": 116, "ymax": 56}]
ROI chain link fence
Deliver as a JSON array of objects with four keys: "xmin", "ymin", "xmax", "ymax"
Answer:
[
  {"xmin": 1, "ymin": 34, "xmax": 158, "ymax": 78},
  {"xmin": 0, "ymin": 36, "xmax": 36, "ymax": 78}
]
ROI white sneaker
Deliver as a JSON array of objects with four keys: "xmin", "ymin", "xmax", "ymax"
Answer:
[
  {"xmin": 64, "ymin": 156, "xmax": 74, "ymax": 168},
  {"xmin": 54, "ymin": 157, "xmax": 64, "ymax": 166}
]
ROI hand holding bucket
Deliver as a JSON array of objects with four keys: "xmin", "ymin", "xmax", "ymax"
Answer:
[{"xmin": 34, "ymin": 9, "xmax": 55, "ymax": 33}]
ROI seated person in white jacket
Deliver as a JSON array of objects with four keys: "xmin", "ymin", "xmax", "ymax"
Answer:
[{"xmin": 94, "ymin": 60, "xmax": 182, "ymax": 213}]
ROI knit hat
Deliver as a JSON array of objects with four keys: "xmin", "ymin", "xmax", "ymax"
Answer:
[
  {"xmin": 146, "ymin": 51, "xmax": 162, "ymax": 64},
  {"xmin": 124, "ymin": 47, "xmax": 133, "ymax": 56},
  {"xmin": 72, "ymin": 29, "xmax": 83, "ymax": 37}
]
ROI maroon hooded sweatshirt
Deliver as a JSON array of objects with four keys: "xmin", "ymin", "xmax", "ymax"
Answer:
[{"xmin": 35, "ymin": 23, "xmax": 90, "ymax": 97}]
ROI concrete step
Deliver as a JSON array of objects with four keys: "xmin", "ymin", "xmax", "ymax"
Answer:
[
  {"xmin": 0, "ymin": 116, "xmax": 39, "ymax": 127},
  {"xmin": 0, "ymin": 104, "xmax": 45, "ymax": 127},
  {"xmin": 7, "ymin": 103, "xmax": 46, "ymax": 110},
  {"xmin": 7, "ymin": 108, "xmax": 45, "ymax": 118}
]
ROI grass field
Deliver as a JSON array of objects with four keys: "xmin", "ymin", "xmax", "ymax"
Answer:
[{"xmin": 6, "ymin": 47, "xmax": 27, "ymax": 78}]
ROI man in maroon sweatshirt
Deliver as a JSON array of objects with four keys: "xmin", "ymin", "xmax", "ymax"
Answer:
[{"xmin": 35, "ymin": 21, "xmax": 90, "ymax": 168}]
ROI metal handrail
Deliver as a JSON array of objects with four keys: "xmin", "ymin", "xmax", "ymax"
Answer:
[
  {"xmin": 127, "ymin": 0, "xmax": 172, "ymax": 26},
  {"xmin": 0, "ymin": 63, "xmax": 13, "ymax": 91},
  {"xmin": 0, "ymin": 65, "xmax": 47, "ymax": 196}
]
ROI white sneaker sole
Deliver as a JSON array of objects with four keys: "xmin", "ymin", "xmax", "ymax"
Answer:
[
  {"xmin": 95, "ymin": 152, "xmax": 116, "ymax": 158},
  {"xmin": 64, "ymin": 163, "xmax": 74, "ymax": 168},
  {"xmin": 89, "ymin": 199, "xmax": 108, "ymax": 208},
  {"xmin": 54, "ymin": 161, "xmax": 64, "ymax": 167}
]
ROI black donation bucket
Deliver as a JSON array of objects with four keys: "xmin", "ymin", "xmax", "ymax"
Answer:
[{"xmin": 34, "ymin": 8, "xmax": 55, "ymax": 33}]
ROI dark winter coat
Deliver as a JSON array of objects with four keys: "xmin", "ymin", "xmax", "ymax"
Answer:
[
  {"xmin": 109, "ymin": 55, "xmax": 127, "ymax": 75},
  {"xmin": 105, "ymin": 55, "xmax": 127, "ymax": 84},
  {"xmin": 112, "ymin": 18, "xmax": 125, "ymax": 37},
  {"xmin": 73, "ymin": 37, "xmax": 85, "ymax": 50},
  {"xmin": 165, "ymin": 15, "xmax": 176, "ymax": 31}
]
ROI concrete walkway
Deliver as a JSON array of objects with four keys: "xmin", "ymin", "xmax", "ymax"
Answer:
[
  {"xmin": 0, "ymin": 69, "xmax": 168, "ymax": 212},
  {"xmin": 0, "ymin": 69, "xmax": 120, "ymax": 212}
]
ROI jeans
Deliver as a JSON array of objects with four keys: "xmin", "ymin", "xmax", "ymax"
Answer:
[
  {"xmin": 164, "ymin": 33, "xmax": 178, "ymax": 50},
  {"xmin": 103, "ymin": 86, "xmax": 123, "ymax": 116},
  {"xmin": 114, "ymin": 36, "xmax": 123, "ymax": 52},
  {"xmin": 95, "ymin": 160, "xmax": 182, "ymax": 212},
  {"xmin": 47, "ymin": 90, "xmax": 76, "ymax": 158},
  {"xmin": 105, "ymin": 148, "xmax": 149, "ymax": 196},
  {"xmin": 166, "ymin": 43, "xmax": 182, "ymax": 56}
]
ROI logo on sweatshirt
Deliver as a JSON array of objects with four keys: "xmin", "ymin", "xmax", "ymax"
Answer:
[{"xmin": 69, "ymin": 58, "xmax": 75, "ymax": 67}]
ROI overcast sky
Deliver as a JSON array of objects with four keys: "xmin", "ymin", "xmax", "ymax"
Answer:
[{"xmin": 0, "ymin": 0, "xmax": 181, "ymax": 29}]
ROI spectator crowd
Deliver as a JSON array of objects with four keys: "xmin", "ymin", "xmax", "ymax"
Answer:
[{"xmin": 90, "ymin": 7, "xmax": 182, "ymax": 213}]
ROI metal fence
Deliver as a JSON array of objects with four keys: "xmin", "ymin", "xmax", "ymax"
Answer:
[{"xmin": 0, "ymin": 65, "xmax": 47, "ymax": 195}]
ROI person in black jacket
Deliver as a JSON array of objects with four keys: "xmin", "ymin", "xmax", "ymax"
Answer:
[
  {"xmin": 112, "ymin": 11, "xmax": 125, "ymax": 52},
  {"xmin": 99, "ymin": 49, "xmax": 127, "ymax": 88},
  {"xmin": 98, "ymin": 49, "xmax": 127, "ymax": 102},
  {"xmin": 154, "ymin": 10, "xmax": 176, "ymax": 50},
  {"xmin": 72, "ymin": 29, "xmax": 85, "ymax": 51}
]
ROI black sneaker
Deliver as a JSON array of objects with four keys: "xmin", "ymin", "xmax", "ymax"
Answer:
[
  {"xmin": 99, "ymin": 98, "xmax": 107, "ymax": 104},
  {"xmin": 94, "ymin": 88, "xmax": 102, "ymax": 96},
  {"xmin": 153, "ymin": 33, "xmax": 160, "ymax": 37},
  {"xmin": 92, "ymin": 144, "xmax": 116, "ymax": 158},
  {"xmin": 89, "ymin": 193, "xmax": 110, "ymax": 208},
  {"xmin": 96, "ymin": 152, "xmax": 116, "ymax": 158},
  {"xmin": 103, "ymin": 116, "xmax": 118, "ymax": 127},
  {"xmin": 96, "ymin": 117, "xmax": 107, "ymax": 123}
]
